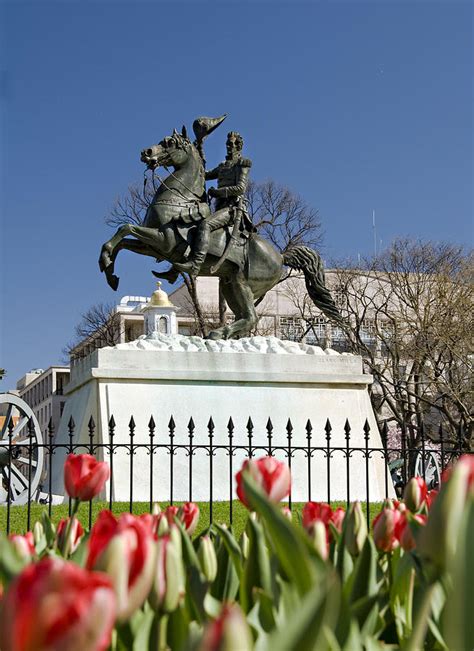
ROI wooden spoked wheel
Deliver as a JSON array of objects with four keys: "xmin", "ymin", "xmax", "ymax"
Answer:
[{"xmin": 0, "ymin": 393, "xmax": 44, "ymax": 505}]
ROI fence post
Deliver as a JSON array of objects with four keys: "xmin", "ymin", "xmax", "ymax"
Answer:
[
  {"xmin": 364, "ymin": 419, "xmax": 370, "ymax": 528},
  {"xmin": 344, "ymin": 419, "xmax": 351, "ymax": 509},
  {"xmin": 286, "ymin": 418, "xmax": 293, "ymax": 510},
  {"xmin": 208, "ymin": 417, "xmax": 214, "ymax": 525},
  {"xmin": 228, "ymin": 417, "xmax": 234, "ymax": 525},
  {"xmin": 187, "ymin": 417, "xmax": 194, "ymax": 504},
  {"xmin": 67, "ymin": 417, "xmax": 75, "ymax": 517},
  {"xmin": 129, "ymin": 416, "xmax": 135, "ymax": 513},
  {"xmin": 246, "ymin": 417, "xmax": 254, "ymax": 458},
  {"xmin": 382, "ymin": 421, "xmax": 389, "ymax": 498},
  {"xmin": 148, "ymin": 416, "xmax": 156, "ymax": 513},
  {"xmin": 306, "ymin": 419, "xmax": 312, "ymax": 502},
  {"xmin": 108, "ymin": 416, "xmax": 115, "ymax": 511},
  {"xmin": 87, "ymin": 416, "xmax": 96, "ymax": 529},
  {"xmin": 168, "ymin": 416, "xmax": 175, "ymax": 506},
  {"xmin": 266, "ymin": 418, "xmax": 273, "ymax": 457},
  {"xmin": 325, "ymin": 419, "xmax": 332, "ymax": 504},
  {"xmin": 439, "ymin": 423, "xmax": 445, "ymax": 473},
  {"xmin": 47, "ymin": 418, "xmax": 54, "ymax": 518}
]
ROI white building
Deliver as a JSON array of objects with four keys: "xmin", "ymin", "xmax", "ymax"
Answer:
[{"xmin": 16, "ymin": 366, "xmax": 70, "ymax": 437}]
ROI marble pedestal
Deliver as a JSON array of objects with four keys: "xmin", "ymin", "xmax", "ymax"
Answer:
[{"xmin": 53, "ymin": 335, "xmax": 393, "ymax": 502}]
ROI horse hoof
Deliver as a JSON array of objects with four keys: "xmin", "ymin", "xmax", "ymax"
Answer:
[
  {"xmin": 206, "ymin": 330, "xmax": 223, "ymax": 341},
  {"xmin": 107, "ymin": 273, "xmax": 120, "ymax": 291}
]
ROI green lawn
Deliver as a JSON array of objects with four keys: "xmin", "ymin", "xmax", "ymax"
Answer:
[{"xmin": 1, "ymin": 500, "xmax": 383, "ymax": 539}]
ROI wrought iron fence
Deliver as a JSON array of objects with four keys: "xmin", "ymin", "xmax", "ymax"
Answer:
[{"xmin": 0, "ymin": 413, "xmax": 469, "ymax": 535}]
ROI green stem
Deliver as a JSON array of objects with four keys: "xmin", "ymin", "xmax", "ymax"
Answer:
[
  {"xmin": 405, "ymin": 582, "xmax": 437, "ymax": 651},
  {"xmin": 158, "ymin": 614, "xmax": 168, "ymax": 651},
  {"xmin": 61, "ymin": 499, "xmax": 79, "ymax": 558}
]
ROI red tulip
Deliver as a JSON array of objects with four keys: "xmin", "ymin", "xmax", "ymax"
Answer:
[
  {"xmin": 302, "ymin": 501, "xmax": 333, "ymax": 532},
  {"xmin": 87, "ymin": 511, "xmax": 156, "ymax": 622},
  {"xmin": 177, "ymin": 502, "xmax": 200, "ymax": 535},
  {"xmin": 150, "ymin": 531, "xmax": 185, "ymax": 613},
  {"xmin": 403, "ymin": 477, "xmax": 428, "ymax": 512},
  {"xmin": 372, "ymin": 508, "xmax": 404, "ymax": 552},
  {"xmin": 398, "ymin": 513, "xmax": 427, "ymax": 551},
  {"xmin": 8, "ymin": 532, "xmax": 35, "ymax": 561},
  {"xmin": 64, "ymin": 454, "xmax": 110, "ymax": 501},
  {"xmin": 236, "ymin": 456, "xmax": 291, "ymax": 508},
  {"xmin": 57, "ymin": 517, "xmax": 85, "ymax": 554},
  {"xmin": 0, "ymin": 557, "xmax": 116, "ymax": 651}
]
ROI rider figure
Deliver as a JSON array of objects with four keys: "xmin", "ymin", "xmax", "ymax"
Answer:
[{"xmin": 174, "ymin": 131, "xmax": 253, "ymax": 277}]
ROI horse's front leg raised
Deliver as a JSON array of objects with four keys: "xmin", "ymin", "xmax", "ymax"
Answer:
[{"xmin": 98, "ymin": 224, "xmax": 133, "ymax": 290}]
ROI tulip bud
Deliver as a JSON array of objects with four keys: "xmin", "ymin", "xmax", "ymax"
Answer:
[
  {"xmin": 164, "ymin": 505, "xmax": 179, "ymax": 524},
  {"xmin": 197, "ymin": 603, "xmax": 253, "ymax": 651},
  {"xmin": 87, "ymin": 511, "xmax": 156, "ymax": 622},
  {"xmin": 152, "ymin": 503, "xmax": 161, "ymax": 515},
  {"xmin": 150, "ymin": 533, "xmax": 185, "ymax": 613},
  {"xmin": 344, "ymin": 501, "xmax": 367, "ymax": 556},
  {"xmin": 156, "ymin": 512, "xmax": 170, "ymax": 536},
  {"xmin": 236, "ymin": 456, "xmax": 291, "ymax": 509},
  {"xmin": 198, "ymin": 536, "xmax": 218, "ymax": 583},
  {"xmin": 64, "ymin": 454, "xmax": 110, "ymax": 502},
  {"xmin": 239, "ymin": 531, "xmax": 249, "ymax": 560},
  {"xmin": 57, "ymin": 517, "xmax": 85, "ymax": 555},
  {"xmin": 281, "ymin": 506, "xmax": 293, "ymax": 521},
  {"xmin": 372, "ymin": 508, "xmax": 403, "ymax": 552},
  {"xmin": 403, "ymin": 477, "xmax": 428, "ymax": 512},
  {"xmin": 330, "ymin": 507, "xmax": 345, "ymax": 534},
  {"xmin": 33, "ymin": 521, "xmax": 44, "ymax": 546},
  {"xmin": 0, "ymin": 558, "xmax": 116, "ymax": 651},
  {"xmin": 9, "ymin": 532, "xmax": 35, "ymax": 561},
  {"xmin": 178, "ymin": 502, "xmax": 200, "ymax": 536},
  {"xmin": 310, "ymin": 520, "xmax": 329, "ymax": 561}
]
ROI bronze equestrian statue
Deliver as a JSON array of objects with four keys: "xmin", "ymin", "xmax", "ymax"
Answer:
[{"xmin": 99, "ymin": 116, "xmax": 341, "ymax": 340}]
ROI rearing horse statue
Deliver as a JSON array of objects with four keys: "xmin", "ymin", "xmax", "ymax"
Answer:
[{"xmin": 99, "ymin": 124, "xmax": 340, "ymax": 339}]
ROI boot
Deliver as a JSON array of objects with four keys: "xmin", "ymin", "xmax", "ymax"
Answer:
[{"xmin": 173, "ymin": 223, "xmax": 210, "ymax": 277}]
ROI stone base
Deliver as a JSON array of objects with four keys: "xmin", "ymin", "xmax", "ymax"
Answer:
[{"xmin": 52, "ymin": 335, "xmax": 393, "ymax": 502}]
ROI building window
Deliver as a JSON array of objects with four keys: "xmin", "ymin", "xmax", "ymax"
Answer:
[
  {"xmin": 333, "ymin": 287, "xmax": 348, "ymax": 310},
  {"xmin": 60, "ymin": 402, "xmax": 66, "ymax": 417},
  {"xmin": 279, "ymin": 316, "xmax": 304, "ymax": 342},
  {"xmin": 305, "ymin": 317, "xmax": 327, "ymax": 346}
]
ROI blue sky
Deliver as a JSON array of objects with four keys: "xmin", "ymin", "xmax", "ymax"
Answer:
[{"xmin": 1, "ymin": 1, "xmax": 472, "ymax": 390}]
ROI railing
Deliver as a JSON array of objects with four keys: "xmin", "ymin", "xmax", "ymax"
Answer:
[{"xmin": 1, "ymin": 414, "xmax": 469, "ymax": 535}]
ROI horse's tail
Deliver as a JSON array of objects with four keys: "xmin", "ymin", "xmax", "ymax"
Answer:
[{"xmin": 283, "ymin": 246, "xmax": 342, "ymax": 322}]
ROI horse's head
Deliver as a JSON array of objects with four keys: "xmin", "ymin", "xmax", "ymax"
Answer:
[{"xmin": 140, "ymin": 126, "xmax": 193, "ymax": 170}]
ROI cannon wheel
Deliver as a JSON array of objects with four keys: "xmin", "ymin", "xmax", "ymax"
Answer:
[
  {"xmin": 0, "ymin": 393, "xmax": 44, "ymax": 505},
  {"xmin": 414, "ymin": 449, "xmax": 441, "ymax": 490}
]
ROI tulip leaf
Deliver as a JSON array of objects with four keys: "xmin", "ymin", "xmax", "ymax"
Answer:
[
  {"xmin": 347, "ymin": 537, "xmax": 378, "ymax": 605},
  {"xmin": 41, "ymin": 510, "xmax": 56, "ymax": 548},
  {"xmin": 175, "ymin": 518, "xmax": 201, "ymax": 571},
  {"xmin": 445, "ymin": 497, "xmax": 474, "ymax": 651},
  {"xmin": 214, "ymin": 523, "xmax": 243, "ymax": 577},
  {"xmin": 167, "ymin": 605, "xmax": 190, "ymax": 651},
  {"xmin": 211, "ymin": 532, "xmax": 239, "ymax": 602},
  {"xmin": 262, "ymin": 572, "xmax": 340, "ymax": 651},
  {"xmin": 241, "ymin": 515, "xmax": 272, "ymax": 612},
  {"xmin": 241, "ymin": 471, "xmax": 315, "ymax": 596},
  {"xmin": 70, "ymin": 532, "xmax": 90, "ymax": 567}
]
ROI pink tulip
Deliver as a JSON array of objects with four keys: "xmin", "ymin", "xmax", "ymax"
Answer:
[
  {"xmin": 64, "ymin": 454, "xmax": 110, "ymax": 501},
  {"xmin": 86, "ymin": 511, "xmax": 156, "ymax": 622},
  {"xmin": 0, "ymin": 557, "xmax": 116, "ymax": 651},
  {"xmin": 236, "ymin": 456, "xmax": 291, "ymax": 509}
]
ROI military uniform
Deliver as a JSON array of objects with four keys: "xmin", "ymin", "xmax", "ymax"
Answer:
[{"xmin": 174, "ymin": 148, "xmax": 253, "ymax": 276}]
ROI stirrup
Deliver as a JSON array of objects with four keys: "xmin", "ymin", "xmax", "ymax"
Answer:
[{"xmin": 173, "ymin": 260, "xmax": 200, "ymax": 276}]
